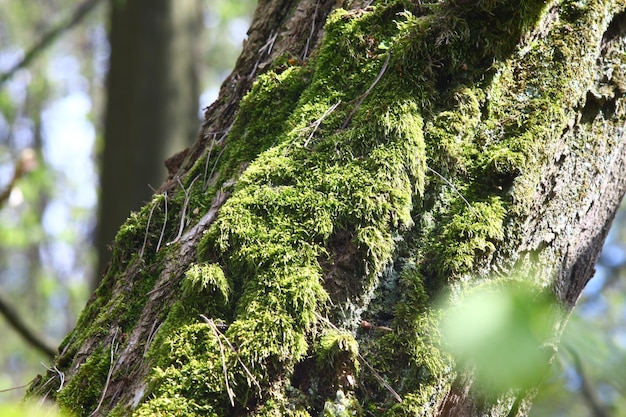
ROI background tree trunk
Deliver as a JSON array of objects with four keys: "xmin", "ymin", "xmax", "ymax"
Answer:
[
  {"xmin": 29, "ymin": 1, "xmax": 626, "ymax": 416},
  {"xmin": 96, "ymin": 0, "xmax": 201, "ymax": 283}
]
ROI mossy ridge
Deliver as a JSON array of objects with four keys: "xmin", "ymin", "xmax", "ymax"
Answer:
[
  {"xmin": 56, "ymin": 347, "xmax": 111, "ymax": 417},
  {"xmin": 137, "ymin": 6, "xmax": 433, "ymax": 414}
]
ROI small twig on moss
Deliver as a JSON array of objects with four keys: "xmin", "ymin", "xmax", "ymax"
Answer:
[
  {"xmin": 169, "ymin": 176, "xmax": 199, "ymax": 245},
  {"xmin": 293, "ymin": 100, "xmax": 342, "ymax": 150},
  {"xmin": 89, "ymin": 327, "xmax": 119, "ymax": 417},
  {"xmin": 426, "ymin": 166, "xmax": 480, "ymax": 218},
  {"xmin": 315, "ymin": 313, "xmax": 403, "ymax": 403},
  {"xmin": 144, "ymin": 320, "xmax": 163, "ymax": 358},
  {"xmin": 155, "ymin": 192, "xmax": 168, "ymax": 253},
  {"xmin": 301, "ymin": 0, "xmax": 321, "ymax": 60},
  {"xmin": 342, "ymin": 52, "xmax": 391, "ymax": 129},
  {"xmin": 202, "ymin": 127, "xmax": 231, "ymax": 191},
  {"xmin": 202, "ymin": 134, "xmax": 218, "ymax": 190},
  {"xmin": 40, "ymin": 363, "xmax": 65, "ymax": 392},
  {"xmin": 200, "ymin": 315, "xmax": 262, "ymax": 394},
  {"xmin": 140, "ymin": 199, "xmax": 159, "ymax": 258},
  {"xmin": 154, "ymin": 191, "xmax": 167, "ymax": 253},
  {"xmin": 250, "ymin": 30, "xmax": 278, "ymax": 77},
  {"xmin": 203, "ymin": 316, "xmax": 236, "ymax": 406},
  {"xmin": 205, "ymin": 143, "xmax": 228, "ymax": 192}
]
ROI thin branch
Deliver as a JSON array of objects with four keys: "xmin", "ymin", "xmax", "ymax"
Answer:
[
  {"xmin": 203, "ymin": 316, "xmax": 235, "ymax": 406},
  {"xmin": 90, "ymin": 327, "xmax": 120, "ymax": 417},
  {"xmin": 303, "ymin": 100, "xmax": 342, "ymax": 148},
  {"xmin": 0, "ymin": 289, "xmax": 57, "ymax": 358},
  {"xmin": 200, "ymin": 315, "xmax": 262, "ymax": 394},
  {"xmin": 0, "ymin": 382, "xmax": 31, "ymax": 393},
  {"xmin": 0, "ymin": 0, "xmax": 104, "ymax": 85},
  {"xmin": 426, "ymin": 166, "xmax": 480, "ymax": 218},
  {"xmin": 0, "ymin": 149, "xmax": 38, "ymax": 207},
  {"xmin": 566, "ymin": 345, "xmax": 611, "ymax": 417},
  {"xmin": 342, "ymin": 52, "xmax": 391, "ymax": 129}
]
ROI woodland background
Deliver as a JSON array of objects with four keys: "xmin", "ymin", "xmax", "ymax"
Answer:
[{"xmin": 0, "ymin": 1, "xmax": 624, "ymax": 416}]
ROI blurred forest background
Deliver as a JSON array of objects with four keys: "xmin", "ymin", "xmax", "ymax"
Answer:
[{"xmin": 0, "ymin": 1, "xmax": 624, "ymax": 415}]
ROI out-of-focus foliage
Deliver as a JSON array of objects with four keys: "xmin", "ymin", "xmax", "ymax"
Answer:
[
  {"xmin": 441, "ymin": 279, "xmax": 556, "ymax": 393},
  {"xmin": 0, "ymin": 0, "xmax": 105, "ymax": 401},
  {"xmin": 0, "ymin": 399, "xmax": 67, "ymax": 416},
  {"xmin": 199, "ymin": 0, "xmax": 257, "ymax": 107},
  {"xmin": 0, "ymin": 0, "xmax": 256, "ymax": 403},
  {"xmin": 530, "ymin": 204, "xmax": 626, "ymax": 417}
]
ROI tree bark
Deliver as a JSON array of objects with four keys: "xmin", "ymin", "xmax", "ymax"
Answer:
[{"xmin": 28, "ymin": 1, "xmax": 626, "ymax": 416}]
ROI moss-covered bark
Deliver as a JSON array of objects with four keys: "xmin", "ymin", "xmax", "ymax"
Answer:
[{"xmin": 28, "ymin": 1, "xmax": 626, "ymax": 416}]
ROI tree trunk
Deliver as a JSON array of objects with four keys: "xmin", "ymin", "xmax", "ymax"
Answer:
[
  {"xmin": 96, "ymin": 0, "xmax": 201, "ymax": 283},
  {"xmin": 29, "ymin": 1, "xmax": 626, "ymax": 416}
]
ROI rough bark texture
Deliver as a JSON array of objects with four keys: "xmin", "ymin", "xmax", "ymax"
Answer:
[{"xmin": 29, "ymin": 1, "xmax": 626, "ymax": 416}]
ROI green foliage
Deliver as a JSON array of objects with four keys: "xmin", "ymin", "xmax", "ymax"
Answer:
[
  {"xmin": 0, "ymin": 401, "xmax": 68, "ymax": 417},
  {"xmin": 441, "ymin": 280, "xmax": 556, "ymax": 391},
  {"xmin": 56, "ymin": 347, "xmax": 110, "ymax": 417}
]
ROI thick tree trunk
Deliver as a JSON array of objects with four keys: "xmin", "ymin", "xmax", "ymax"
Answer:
[{"xmin": 29, "ymin": 1, "xmax": 626, "ymax": 416}]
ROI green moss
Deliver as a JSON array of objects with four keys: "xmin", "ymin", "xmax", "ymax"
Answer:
[
  {"xmin": 57, "ymin": 348, "xmax": 110, "ymax": 417},
  {"xmin": 254, "ymin": 399, "xmax": 312, "ymax": 417},
  {"xmin": 383, "ymin": 387, "xmax": 439, "ymax": 417},
  {"xmin": 431, "ymin": 196, "xmax": 507, "ymax": 278},
  {"xmin": 317, "ymin": 329, "xmax": 360, "ymax": 388},
  {"xmin": 138, "ymin": 322, "xmax": 231, "ymax": 415},
  {"xmin": 182, "ymin": 263, "xmax": 230, "ymax": 303}
]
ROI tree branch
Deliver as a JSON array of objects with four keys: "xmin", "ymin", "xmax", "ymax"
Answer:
[
  {"xmin": 0, "ymin": 0, "xmax": 104, "ymax": 85},
  {"xmin": 566, "ymin": 345, "xmax": 611, "ymax": 417},
  {"xmin": 0, "ymin": 288, "xmax": 57, "ymax": 358}
]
